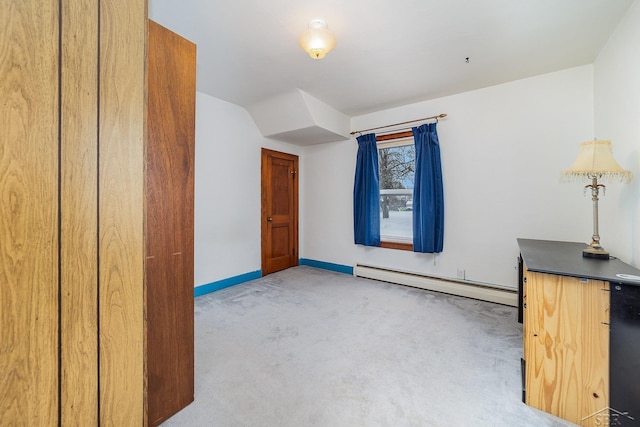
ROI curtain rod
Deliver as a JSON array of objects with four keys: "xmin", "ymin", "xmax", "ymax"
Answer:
[{"xmin": 350, "ymin": 113, "xmax": 447, "ymax": 136}]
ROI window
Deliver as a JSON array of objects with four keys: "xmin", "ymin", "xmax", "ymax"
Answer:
[
  {"xmin": 354, "ymin": 124, "xmax": 443, "ymax": 253},
  {"xmin": 378, "ymin": 136, "xmax": 414, "ymax": 247}
]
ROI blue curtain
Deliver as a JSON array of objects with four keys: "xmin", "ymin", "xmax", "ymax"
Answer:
[
  {"xmin": 412, "ymin": 123, "xmax": 444, "ymax": 253},
  {"xmin": 353, "ymin": 133, "xmax": 380, "ymax": 246}
]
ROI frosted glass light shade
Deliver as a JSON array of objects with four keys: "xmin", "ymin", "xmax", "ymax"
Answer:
[
  {"xmin": 299, "ymin": 19, "xmax": 336, "ymax": 60},
  {"xmin": 562, "ymin": 140, "xmax": 632, "ymax": 183}
]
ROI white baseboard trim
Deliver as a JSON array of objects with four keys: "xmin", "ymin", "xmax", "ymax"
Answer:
[{"xmin": 353, "ymin": 264, "xmax": 517, "ymax": 307}]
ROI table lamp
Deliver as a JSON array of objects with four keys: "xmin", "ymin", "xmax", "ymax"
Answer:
[{"xmin": 562, "ymin": 140, "xmax": 632, "ymax": 259}]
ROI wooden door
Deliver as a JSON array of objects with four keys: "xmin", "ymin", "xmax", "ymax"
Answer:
[
  {"xmin": 146, "ymin": 20, "xmax": 196, "ymax": 426},
  {"xmin": 261, "ymin": 149, "xmax": 299, "ymax": 275}
]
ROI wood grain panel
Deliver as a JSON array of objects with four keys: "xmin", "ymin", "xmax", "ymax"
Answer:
[
  {"xmin": 98, "ymin": 0, "xmax": 146, "ymax": 424},
  {"xmin": 379, "ymin": 241, "xmax": 413, "ymax": 251},
  {"xmin": 271, "ymin": 224, "xmax": 290, "ymax": 258},
  {"xmin": 271, "ymin": 160, "xmax": 291, "ymax": 216},
  {"xmin": 376, "ymin": 131, "xmax": 413, "ymax": 142},
  {"xmin": 146, "ymin": 20, "xmax": 196, "ymax": 426},
  {"xmin": 581, "ymin": 281, "xmax": 609, "ymax": 427},
  {"xmin": 524, "ymin": 269, "xmax": 609, "ymax": 426},
  {"xmin": 60, "ymin": 0, "xmax": 99, "ymax": 423},
  {"xmin": 0, "ymin": 1, "xmax": 59, "ymax": 424}
]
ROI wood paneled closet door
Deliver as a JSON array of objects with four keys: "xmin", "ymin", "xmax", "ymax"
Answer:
[
  {"xmin": 146, "ymin": 20, "xmax": 196, "ymax": 426},
  {"xmin": 1, "ymin": 1, "xmax": 146, "ymax": 425}
]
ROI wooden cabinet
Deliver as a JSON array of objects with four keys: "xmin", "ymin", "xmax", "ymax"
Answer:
[
  {"xmin": 519, "ymin": 239, "xmax": 640, "ymax": 426},
  {"xmin": 1, "ymin": 7, "xmax": 194, "ymax": 426},
  {"xmin": 522, "ymin": 267, "xmax": 609, "ymax": 425},
  {"xmin": 1, "ymin": 0, "xmax": 146, "ymax": 425},
  {"xmin": 146, "ymin": 20, "xmax": 196, "ymax": 426}
]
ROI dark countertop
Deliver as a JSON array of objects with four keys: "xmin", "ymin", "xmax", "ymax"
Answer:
[{"xmin": 517, "ymin": 238, "xmax": 640, "ymax": 286}]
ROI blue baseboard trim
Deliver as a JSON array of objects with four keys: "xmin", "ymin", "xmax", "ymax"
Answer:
[
  {"xmin": 194, "ymin": 270, "xmax": 262, "ymax": 297},
  {"xmin": 299, "ymin": 258, "xmax": 353, "ymax": 275}
]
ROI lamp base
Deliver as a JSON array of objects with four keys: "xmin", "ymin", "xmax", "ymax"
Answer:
[{"xmin": 582, "ymin": 246, "xmax": 610, "ymax": 260}]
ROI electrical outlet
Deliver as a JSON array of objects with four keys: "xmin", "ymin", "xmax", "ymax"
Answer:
[{"xmin": 457, "ymin": 268, "xmax": 466, "ymax": 280}]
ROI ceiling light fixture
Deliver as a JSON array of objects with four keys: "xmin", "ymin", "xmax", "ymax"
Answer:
[{"xmin": 299, "ymin": 19, "xmax": 336, "ymax": 60}]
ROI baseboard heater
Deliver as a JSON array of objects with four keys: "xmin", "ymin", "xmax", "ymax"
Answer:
[{"xmin": 353, "ymin": 264, "xmax": 517, "ymax": 307}]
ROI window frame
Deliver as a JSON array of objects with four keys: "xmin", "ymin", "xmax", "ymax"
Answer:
[{"xmin": 376, "ymin": 131, "xmax": 415, "ymax": 251}]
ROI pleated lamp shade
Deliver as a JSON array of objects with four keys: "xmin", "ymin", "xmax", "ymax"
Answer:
[{"xmin": 562, "ymin": 140, "xmax": 632, "ymax": 183}]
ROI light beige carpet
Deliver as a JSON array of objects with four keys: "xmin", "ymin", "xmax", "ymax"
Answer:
[{"xmin": 162, "ymin": 266, "xmax": 573, "ymax": 427}]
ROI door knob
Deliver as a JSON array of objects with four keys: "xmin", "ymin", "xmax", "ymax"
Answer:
[{"xmin": 267, "ymin": 217, "xmax": 273, "ymax": 222}]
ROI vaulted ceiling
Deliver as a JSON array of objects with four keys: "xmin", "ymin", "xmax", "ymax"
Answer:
[{"xmin": 149, "ymin": 0, "xmax": 633, "ymax": 118}]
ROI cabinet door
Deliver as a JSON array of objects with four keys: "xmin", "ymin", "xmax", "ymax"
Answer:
[
  {"xmin": 610, "ymin": 283, "xmax": 640, "ymax": 425},
  {"xmin": 146, "ymin": 20, "xmax": 196, "ymax": 426},
  {"xmin": 523, "ymin": 269, "xmax": 609, "ymax": 426}
]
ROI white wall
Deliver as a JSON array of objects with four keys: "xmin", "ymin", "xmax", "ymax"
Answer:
[
  {"xmin": 194, "ymin": 92, "xmax": 303, "ymax": 287},
  {"xmin": 301, "ymin": 66, "xmax": 595, "ymax": 288},
  {"xmin": 195, "ymin": 1, "xmax": 640, "ymax": 288},
  {"xmin": 593, "ymin": 0, "xmax": 640, "ymax": 268}
]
